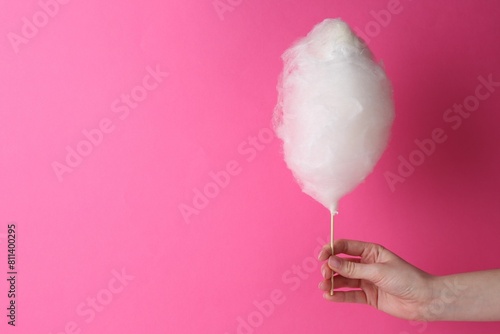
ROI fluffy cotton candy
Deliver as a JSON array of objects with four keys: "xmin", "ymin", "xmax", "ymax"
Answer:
[{"xmin": 274, "ymin": 18, "xmax": 394, "ymax": 213}]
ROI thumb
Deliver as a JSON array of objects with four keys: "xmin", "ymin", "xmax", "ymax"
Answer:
[{"xmin": 329, "ymin": 256, "xmax": 380, "ymax": 281}]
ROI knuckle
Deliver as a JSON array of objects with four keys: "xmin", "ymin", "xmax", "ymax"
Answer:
[
  {"xmin": 366, "ymin": 243, "xmax": 386, "ymax": 262},
  {"xmin": 343, "ymin": 260, "xmax": 357, "ymax": 277}
]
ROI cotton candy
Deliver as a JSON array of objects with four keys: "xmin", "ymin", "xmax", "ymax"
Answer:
[{"xmin": 273, "ymin": 18, "xmax": 394, "ymax": 213}]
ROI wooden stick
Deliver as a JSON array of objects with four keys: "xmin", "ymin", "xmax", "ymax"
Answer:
[{"xmin": 330, "ymin": 211, "xmax": 335, "ymax": 296}]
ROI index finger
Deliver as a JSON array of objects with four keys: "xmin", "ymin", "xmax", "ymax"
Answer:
[
  {"xmin": 334, "ymin": 239, "xmax": 377, "ymax": 257},
  {"xmin": 318, "ymin": 239, "xmax": 379, "ymax": 260},
  {"xmin": 318, "ymin": 244, "xmax": 332, "ymax": 260}
]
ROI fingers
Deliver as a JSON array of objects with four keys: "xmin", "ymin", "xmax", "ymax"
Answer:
[
  {"xmin": 328, "ymin": 255, "xmax": 381, "ymax": 281},
  {"xmin": 318, "ymin": 244, "xmax": 332, "ymax": 261},
  {"xmin": 334, "ymin": 239, "xmax": 382, "ymax": 257},
  {"xmin": 323, "ymin": 290, "xmax": 368, "ymax": 304},
  {"xmin": 318, "ymin": 275, "xmax": 361, "ymax": 290},
  {"xmin": 321, "ymin": 258, "xmax": 361, "ymax": 279},
  {"xmin": 321, "ymin": 259, "xmax": 361, "ymax": 279},
  {"xmin": 321, "ymin": 262, "xmax": 333, "ymax": 279},
  {"xmin": 318, "ymin": 239, "xmax": 382, "ymax": 260},
  {"xmin": 318, "ymin": 272, "xmax": 368, "ymax": 306},
  {"xmin": 318, "ymin": 242, "xmax": 378, "ymax": 307}
]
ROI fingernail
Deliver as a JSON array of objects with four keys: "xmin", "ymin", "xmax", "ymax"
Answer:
[
  {"xmin": 329, "ymin": 256, "xmax": 341, "ymax": 268},
  {"xmin": 321, "ymin": 267, "xmax": 327, "ymax": 278},
  {"xmin": 317, "ymin": 249, "xmax": 324, "ymax": 260}
]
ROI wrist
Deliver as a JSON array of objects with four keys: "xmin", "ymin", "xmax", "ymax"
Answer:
[
  {"xmin": 419, "ymin": 275, "xmax": 466, "ymax": 321},
  {"xmin": 419, "ymin": 275, "xmax": 445, "ymax": 321}
]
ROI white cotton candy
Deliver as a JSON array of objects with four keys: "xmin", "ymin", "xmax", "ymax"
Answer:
[{"xmin": 274, "ymin": 18, "xmax": 394, "ymax": 213}]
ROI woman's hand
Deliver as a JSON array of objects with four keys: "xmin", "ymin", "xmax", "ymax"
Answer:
[{"xmin": 318, "ymin": 239, "xmax": 435, "ymax": 321}]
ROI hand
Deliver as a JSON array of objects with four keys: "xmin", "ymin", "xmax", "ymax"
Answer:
[{"xmin": 318, "ymin": 239, "xmax": 435, "ymax": 321}]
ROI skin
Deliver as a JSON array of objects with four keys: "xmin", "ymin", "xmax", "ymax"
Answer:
[{"xmin": 318, "ymin": 239, "xmax": 500, "ymax": 321}]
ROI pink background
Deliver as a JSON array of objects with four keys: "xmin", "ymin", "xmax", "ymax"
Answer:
[{"xmin": 1, "ymin": 0, "xmax": 500, "ymax": 333}]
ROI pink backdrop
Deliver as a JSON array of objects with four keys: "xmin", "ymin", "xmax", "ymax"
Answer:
[{"xmin": 1, "ymin": 0, "xmax": 500, "ymax": 333}]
